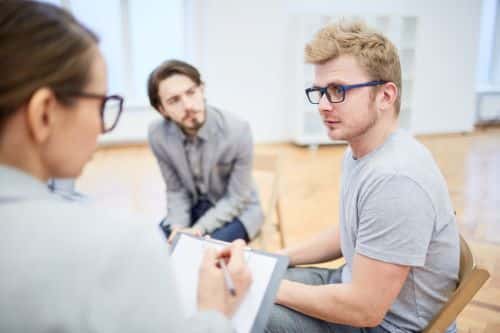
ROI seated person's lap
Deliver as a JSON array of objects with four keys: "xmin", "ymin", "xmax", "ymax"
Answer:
[
  {"xmin": 265, "ymin": 267, "xmax": 389, "ymax": 333},
  {"xmin": 191, "ymin": 198, "xmax": 249, "ymax": 242},
  {"xmin": 160, "ymin": 198, "xmax": 249, "ymax": 242},
  {"xmin": 210, "ymin": 219, "xmax": 249, "ymax": 242}
]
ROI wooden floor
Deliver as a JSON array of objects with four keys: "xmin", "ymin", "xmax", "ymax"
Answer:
[{"xmin": 78, "ymin": 126, "xmax": 500, "ymax": 333}]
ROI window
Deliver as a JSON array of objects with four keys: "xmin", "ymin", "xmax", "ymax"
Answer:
[
  {"xmin": 491, "ymin": 3, "xmax": 500, "ymax": 84},
  {"xmin": 477, "ymin": 0, "xmax": 500, "ymax": 85},
  {"xmin": 47, "ymin": 0, "xmax": 186, "ymax": 108}
]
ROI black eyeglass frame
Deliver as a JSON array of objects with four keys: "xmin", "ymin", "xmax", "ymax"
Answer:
[
  {"xmin": 56, "ymin": 91, "xmax": 124, "ymax": 133},
  {"xmin": 305, "ymin": 80, "xmax": 388, "ymax": 104}
]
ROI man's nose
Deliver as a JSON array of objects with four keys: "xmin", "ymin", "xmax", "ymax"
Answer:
[
  {"xmin": 318, "ymin": 93, "xmax": 333, "ymax": 113},
  {"xmin": 181, "ymin": 94, "xmax": 195, "ymax": 110}
]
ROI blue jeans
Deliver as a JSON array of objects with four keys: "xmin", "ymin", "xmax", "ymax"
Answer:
[
  {"xmin": 265, "ymin": 267, "xmax": 390, "ymax": 333},
  {"xmin": 160, "ymin": 198, "xmax": 249, "ymax": 243}
]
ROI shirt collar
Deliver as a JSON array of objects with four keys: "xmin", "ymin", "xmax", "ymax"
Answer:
[
  {"xmin": 0, "ymin": 165, "xmax": 53, "ymax": 201},
  {"xmin": 197, "ymin": 112, "xmax": 211, "ymax": 141}
]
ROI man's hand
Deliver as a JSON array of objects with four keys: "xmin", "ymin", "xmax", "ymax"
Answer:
[
  {"xmin": 197, "ymin": 240, "xmax": 252, "ymax": 317},
  {"xmin": 167, "ymin": 225, "xmax": 203, "ymax": 244}
]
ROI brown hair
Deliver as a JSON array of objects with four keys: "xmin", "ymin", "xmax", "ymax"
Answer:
[
  {"xmin": 0, "ymin": 0, "xmax": 99, "ymax": 132},
  {"xmin": 147, "ymin": 59, "xmax": 203, "ymax": 111},
  {"xmin": 305, "ymin": 20, "xmax": 402, "ymax": 114}
]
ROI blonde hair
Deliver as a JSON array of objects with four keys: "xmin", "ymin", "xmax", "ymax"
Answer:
[{"xmin": 305, "ymin": 20, "xmax": 402, "ymax": 114}]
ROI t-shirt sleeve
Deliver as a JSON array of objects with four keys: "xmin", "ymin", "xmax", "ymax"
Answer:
[{"xmin": 355, "ymin": 174, "xmax": 436, "ymax": 267}]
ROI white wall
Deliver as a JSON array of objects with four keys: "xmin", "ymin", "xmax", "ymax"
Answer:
[
  {"xmin": 91, "ymin": 0, "xmax": 482, "ymax": 144},
  {"xmin": 198, "ymin": 0, "xmax": 290, "ymax": 143},
  {"xmin": 407, "ymin": 1, "xmax": 480, "ymax": 134},
  {"xmin": 99, "ymin": 107, "xmax": 162, "ymax": 145},
  {"xmin": 197, "ymin": 0, "xmax": 481, "ymax": 141}
]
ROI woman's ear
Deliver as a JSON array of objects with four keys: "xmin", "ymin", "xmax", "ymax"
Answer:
[{"xmin": 25, "ymin": 87, "xmax": 57, "ymax": 144}]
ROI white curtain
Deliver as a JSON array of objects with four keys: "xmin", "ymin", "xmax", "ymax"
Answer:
[{"xmin": 67, "ymin": 0, "xmax": 185, "ymax": 107}]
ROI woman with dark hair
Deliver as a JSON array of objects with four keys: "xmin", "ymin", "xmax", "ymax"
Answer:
[{"xmin": 0, "ymin": 1, "xmax": 250, "ymax": 331}]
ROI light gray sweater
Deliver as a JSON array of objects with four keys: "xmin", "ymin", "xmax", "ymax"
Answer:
[{"xmin": 0, "ymin": 165, "xmax": 233, "ymax": 333}]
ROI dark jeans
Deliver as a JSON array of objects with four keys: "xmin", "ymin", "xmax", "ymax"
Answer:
[{"xmin": 160, "ymin": 198, "xmax": 249, "ymax": 243}]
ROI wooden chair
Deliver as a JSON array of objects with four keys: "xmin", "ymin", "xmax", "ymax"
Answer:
[
  {"xmin": 250, "ymin": 153, "xmax": 285, "ymax": 250},
  {"xmin": 423, "ymin": 235, "xmax": 490, "ymax": 333}
]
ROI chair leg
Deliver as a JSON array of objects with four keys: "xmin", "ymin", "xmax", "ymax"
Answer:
[{"xmin": 276, "ymin": 199, "xmax": 285, "ymax": 248}]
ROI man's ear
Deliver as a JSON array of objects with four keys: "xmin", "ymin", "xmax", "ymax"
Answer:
[
  {"xmin": 157, "ymin": 103, "xmax": 166, "ymax": 116},
  {"xmin": 157, "ymin": 103, "xmax": 170, "ymax": 119},
  {"xmin": 25, "ymin": 87, "xmax": 57, "ymax": 144},
  {"xmin": 379, "ymin": 82, "xmax": 398, "ymax": 113}
]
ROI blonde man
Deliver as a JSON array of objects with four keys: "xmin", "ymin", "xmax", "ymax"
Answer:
[{"xmin": 266, "ymin": 21, "xmax": 459, "ymax": 333}]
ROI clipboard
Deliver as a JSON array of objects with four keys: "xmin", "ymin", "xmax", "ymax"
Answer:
[{"xmin": 169, "ymin": 233, "xmax": 289, "ymax": 333}]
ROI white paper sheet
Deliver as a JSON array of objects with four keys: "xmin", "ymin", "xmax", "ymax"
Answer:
[{"xmin": 170, "ymin": 234, "xmax": 277, "ymax": 333}]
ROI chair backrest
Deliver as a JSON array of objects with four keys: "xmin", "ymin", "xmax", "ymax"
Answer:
[
  {"xmin": 423, "ymin": 235, "xmax": 490, "ymax": 333},
  {"xmin": 253, "ymin": 153, "xmax": 280, "ymax": 215},
  {"xmin": 252, "ymin": 153, "xmax": 282, "ymax": 249}
]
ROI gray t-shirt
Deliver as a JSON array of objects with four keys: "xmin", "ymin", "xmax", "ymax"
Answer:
[{"xmin": 337, "ymin": 130, "xmax": 459, "ymax": 333}]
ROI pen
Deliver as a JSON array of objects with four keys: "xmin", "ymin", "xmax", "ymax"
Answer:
[{"xmin": 218, "ymin": 259, "xmax": 237, "ymax": 296}]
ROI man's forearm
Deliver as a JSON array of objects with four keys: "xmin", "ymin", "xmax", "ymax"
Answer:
[
  {"xmin": 166, "ymin": 192, "xmax": 192, "ymax": 228},
  {"xmin": 194, "ymin": 189, "xmax": 252, "ymax": 232},
  {"xmin": 192, "ymin": 207, "xmax": 226, "ymax": 234},
  {"xmin": 282, "ymin": 226, "xmax": 342, "ymax": 266},
  {"xmin": 276, "ymin": 280, "xmax": 379, "ymax": 327}
]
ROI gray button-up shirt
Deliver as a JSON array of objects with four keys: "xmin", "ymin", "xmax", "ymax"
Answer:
[{"xmin": 184, "ymin": 135, "xmax": 206, "ymax": 196}]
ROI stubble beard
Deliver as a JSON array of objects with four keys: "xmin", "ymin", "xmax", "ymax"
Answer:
[
  {"xmin": 180, "ymin": 108, "xmax": 205, "ymax": 133},
  {"xmin": 337, "ymin": 100, "xmax": 378, "ymax": 142}
]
